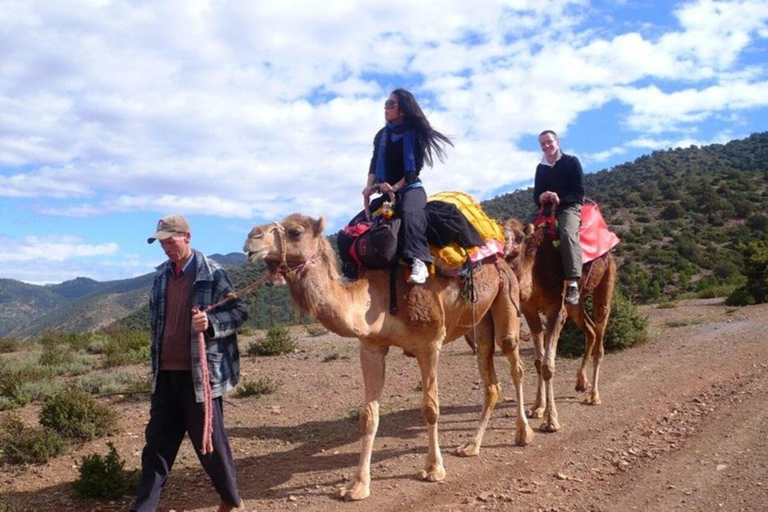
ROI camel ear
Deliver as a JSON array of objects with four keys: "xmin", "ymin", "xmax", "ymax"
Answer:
[{"xmin": 314, "ymin": 217, "xmax": 326, "ymax": 236}]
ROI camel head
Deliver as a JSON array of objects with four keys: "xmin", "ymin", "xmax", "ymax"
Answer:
[
  {"xmin": 502, "ymin": 218, "xmax": 536, "ymax": 301},
  {"xmin": 244, "ymin": 213, "xmax": 330, "ymax": 277}
]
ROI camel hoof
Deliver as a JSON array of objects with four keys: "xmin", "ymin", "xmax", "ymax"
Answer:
[
  {"xmin": 418, "ymin": 465, "xmax": 447, "ymax": 482},
  {"xmin": 454, "ymin": 443, "xmax": 480, "ymax": 457},
  {"xmin": 539, "ymin": 421, "xmax": 560, "ymax": 433},
  {"xmin": 516, "ymin": 425, "xmax": 534, "ymax": 446},
  {"xmin": 526, "ymin": 408, "xmax": 544, "ymax": 419},
  {"xmin": 575, "ymin": 380, "xmax": 588, "ymax": 393},
  {"xmin": 337, "ymin": 481, "xmax": 370, "ymax": 501},
  {"xmin": 584, "ymin": 393, "xmax": 602, "ymax": 405}
]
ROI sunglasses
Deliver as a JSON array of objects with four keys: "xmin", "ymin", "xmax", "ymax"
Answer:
[{"xmin": 384, "ymin": 100, "xmax": 398, "ymax": 110}]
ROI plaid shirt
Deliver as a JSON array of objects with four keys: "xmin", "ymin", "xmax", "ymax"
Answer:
[{"xmin": 149, "ymin": 249, "xmax": 248, "ymax": 402}]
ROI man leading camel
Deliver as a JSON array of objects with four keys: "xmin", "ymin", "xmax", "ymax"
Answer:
[
  {"xmin": 131, "ymin": 214, "xmax": 247, "ymax": 512},
  {"xmin": 533, "ymin": 130, "xmax": 585, "ymax": 305}
]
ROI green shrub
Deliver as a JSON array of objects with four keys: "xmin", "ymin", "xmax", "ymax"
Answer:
[
  {"xmin": 39, "ymin": 389, "xmax": 119, "ymax": 441},
  {"xmin": 322, "ymin": 352, "xmax": 341, "ymax": 362},
  {"xmin": 37, "ymin": 330, "xmax": 94, "ymax": 352},
  {"xmin": 0, "ymin": 497, "xmax": 15, "ymax": 511},
  {"xmin": 39, "ymin": 342, "xmax": 75, "ymax": 367},
  {"xmin": 74, "ymin": 442, "xmax": 139, "ymax": 499},
  {"xmin": 725, "ymin": 237, "xmax": 768, "ymax": 306},
  {"xmin": 101, "ymin": 329, "xmax": 150, "ymax": 367},
  {"xmin": 725, "ymin": 285, "xmax": 755, "ymax": 306},
  {"xmin": 558, "ymin": 287, "xmax": 649, "ymax": 357},
  {"xmin": 235, "ymin": 377, "xmax": 279, "ymax": 398},
  {"xmin": 0, "ymin": 357, "xmax": 57, "ymax": 409},
  {"xmin": 1, "ymin": 414, "xmax": 66, "ymax": 464},
  {"xmin": 0, "ymin": 337, "xmax": 20, "ymax": 353},
  {"xmin": 247, "ymin": 325, "xmax": 296, "ymax": 356},
  {"xmin": 76, "ymin": 370, "xmax": 148, "ymax": 395},
  {"xmin": 305, "ymin": 324, "xmax": 328, "ymax": 337},
  {"xmin": 697, "ymin": 283, "xmax": 738, "ymax": 299}
]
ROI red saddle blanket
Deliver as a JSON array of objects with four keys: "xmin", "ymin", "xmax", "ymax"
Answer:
[{"xmin": 580, "ymin": 203, "xmax": 620, "ymax": 264}]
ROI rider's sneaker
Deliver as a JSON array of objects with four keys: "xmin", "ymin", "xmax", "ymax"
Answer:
[
  {"xmin": 408, "ymin": 259, "xmax": 429, "ymax": 284},
  {"xmin": 565, "ymin": 283, "xmax": 580, "ymax": 305}
]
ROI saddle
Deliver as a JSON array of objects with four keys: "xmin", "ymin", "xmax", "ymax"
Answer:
[
  {"xmin": 536, "ymin": 201, "xmax": 620, "ymax": 263},
  {"xmin": 579, "ymin": 202, "xmax": 620, "ymax": 263},
  {"xmin": 425, "ymin": 191, "xmax": 506, "ymax": 275}
]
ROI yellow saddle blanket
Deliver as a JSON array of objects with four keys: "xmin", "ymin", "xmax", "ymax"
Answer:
[{"xmin": 427, "ymin": 191, "xmax": 506, "ymax": 271}]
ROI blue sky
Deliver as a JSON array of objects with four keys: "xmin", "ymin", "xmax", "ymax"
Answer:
[{"xmin": 1, "ymin": 0, "xmax": 767, "ymax": 284}]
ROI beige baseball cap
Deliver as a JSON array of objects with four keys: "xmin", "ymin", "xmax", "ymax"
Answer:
[{"xmin": 147, "ymin": 214, "xmax": 191, "ymax": 244}]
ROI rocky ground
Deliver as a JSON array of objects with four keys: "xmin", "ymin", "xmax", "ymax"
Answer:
[{"xmin": 2, "ymin": 298, "xmax": 767, "ymax": 511}]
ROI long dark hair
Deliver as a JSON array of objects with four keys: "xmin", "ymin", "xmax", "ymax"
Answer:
[{"xmin": 392, "ymin": 88, "xmax": 453, "ymax": 168}]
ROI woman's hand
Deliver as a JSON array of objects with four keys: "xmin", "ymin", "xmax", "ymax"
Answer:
[
  {"xmin": 362, "ymin": 185, "xmax": 377, "ymax": 198},
  {"xmin": 378, "ymin": 182, "xmax": 396, "ymax": 194}
]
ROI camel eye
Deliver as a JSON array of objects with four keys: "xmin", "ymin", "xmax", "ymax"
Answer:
[{"xmin": 287, "ymin": 228, "xmax": 303, "ymax": 239}]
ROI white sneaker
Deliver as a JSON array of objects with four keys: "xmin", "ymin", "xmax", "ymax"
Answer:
[
  {"xmin": 565, "ymin": 283, "xmax": 580, "ymax": 305},
  {"xmin": 408, "ymin": 259, "xmax": 429, "ymax": 284}
]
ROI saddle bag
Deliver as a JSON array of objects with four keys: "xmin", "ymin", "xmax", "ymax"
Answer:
[{"xmin": 339, "ymin": 218, "xmax": 401, "ymax": 270}]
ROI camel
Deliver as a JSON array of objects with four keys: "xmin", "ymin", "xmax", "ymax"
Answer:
[
  {"xmin": 244, "ymin": 213, "xmax": 533, "ymax": 501},
  {"xmin": 503, "ymin": 217, "xmax": 617, "ymax": 432}
]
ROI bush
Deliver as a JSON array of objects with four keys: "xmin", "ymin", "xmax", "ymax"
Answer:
[
  {"xmin": 305, "ymin": 324, "xmax": 328, "ymax": 337},
  {"xmin": 39, "ymin": 389, "xmax": 119, "ymax": 441},
  {"xmin": 1, "ymin": 414, "xmax": 66, "ymax": 464},
  {"xmin": 74, "ymin": 442, "xmax": 139, "ymax": 499},
  {"xmin": 0, "ymin": 337, "xmax": 20, "ymax": 353},
  {"xmin": 101, "ymin": 329, "xmax": 150, "ymax": 367},
  {"xmin": 558, "ymin": 287, "xmax": 649, "ymax": 357},
  {"xmin": 37, "ymin": 330, "xmax": 94, "ymax": 352},
  {"xmin": 39, "ymin": 342, "xmax": 75, "ymax": 367},
  {"xmin": 725, "ymin": 238, "xmax": 768, "ymax": 306},
  {"xmin": 0, "ymin": 357, "xmax": 57, "ymax": 409},
  {"xmin": 235, "ymin": 377, "xmax": 279, "ymax": 398},
  {"xmin": 76, "ymin": 370, "xmax": 149, "ymax": 395},
  {"xmin": 247, "ymin": 325, "xmax": 296, "ymax": 356}
]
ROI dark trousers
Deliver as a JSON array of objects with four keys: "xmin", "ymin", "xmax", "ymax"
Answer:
[
  {"xmin": 399, "ymin": 186, "xmax": 432, "ymax": 263},
  {"xmin": 131, "ymin": 371, "xmax": 240, "ymax": 512}
]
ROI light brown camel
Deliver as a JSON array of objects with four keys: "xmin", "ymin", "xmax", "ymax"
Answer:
[
  {"xmin": 244, "ymin": 213, "xmax": 533, "ymax": 501},
  {"xmin": 503, "ymin": 217, "xmax": 616, "ymax": 432}
]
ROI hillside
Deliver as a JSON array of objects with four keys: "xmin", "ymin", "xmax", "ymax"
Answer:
[
  {"xmin": 484, "ymin": 131, "xmax": 768, "ymax": 302},
  {"xmin": 0, "ymin": 254, "xmax": 248, "ymax": 339},
  {"xmin": 2, "ymin": 131, "xmax": 767, "ymax": 338}
]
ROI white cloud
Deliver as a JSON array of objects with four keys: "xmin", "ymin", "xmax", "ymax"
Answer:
[
  {"xmin": 0, "ymin": 0, "xmax": 767, "ymax": 283},
  {"xmin": 0, "ymin": 235, "xmax": 118, "ymax": 262}
]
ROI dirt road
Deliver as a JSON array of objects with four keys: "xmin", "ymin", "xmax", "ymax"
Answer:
[{"xmin": 3, "ymin": 298, "xmax": 767, "ymax": 511}]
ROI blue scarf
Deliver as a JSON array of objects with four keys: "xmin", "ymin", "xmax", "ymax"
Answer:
[{"xmin": 374, "ymin": 121, "xmax": 416, "ymax": 184}]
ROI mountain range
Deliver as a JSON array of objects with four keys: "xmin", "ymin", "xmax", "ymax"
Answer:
[{"xmin": 3, "ymin": 131, "xmax": 768, "ymax": 339}]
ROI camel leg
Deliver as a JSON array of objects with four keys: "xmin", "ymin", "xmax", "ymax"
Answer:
[
  {"xmin": 456, "ymin": 316, "xmax": 500, "ymax": 457},
  {"xmin": 523, "ymin": 309, "xmax": 546, "ymax": 419},
  {"xmin": 338, "ymin": 343, "xmax": 388, "ymax": 501},
  {"xmin": 493, "ymin": 312, "xmax": 534, "ymax": 446},
  {"xmin": 415, "ymin": 346, "xmax": 446, "ymax": 483},
  {"xmin": 540, "ymin": 306, "xmax": 566, "ymax": 432},
  {"xmin": 568, "ymin": 305, "xmax": 596, "ymax": 395},
  {"xmin": 587, "ymin": 267, "xmax": 615, "ymax": 406}
]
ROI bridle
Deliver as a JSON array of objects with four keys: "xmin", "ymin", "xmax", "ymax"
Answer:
[{"xmin": 248, "ymin": 222, "xmax": 320, "ymax": 284}]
